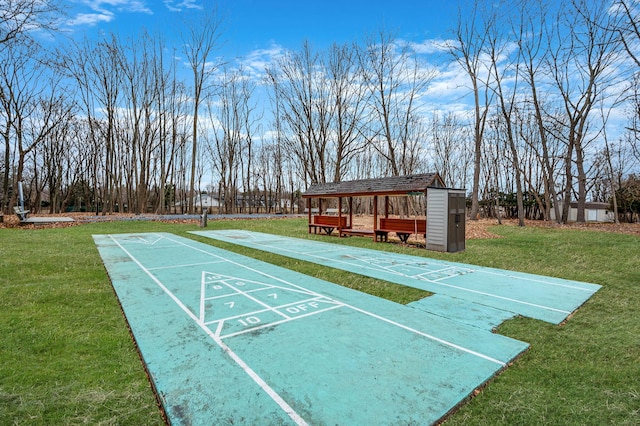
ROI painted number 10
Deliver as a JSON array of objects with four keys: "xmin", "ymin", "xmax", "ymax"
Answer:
[{"xmin": 238, "ymin": 316, "xmax": 261, "ymax": 326}]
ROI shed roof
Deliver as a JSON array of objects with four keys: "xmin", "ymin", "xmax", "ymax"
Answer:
[
  {"xmin": 302, "ymin": 173, "xmax": 445, "ymax": 198},
  {"xmin": 568, "ymin": 201, "xmax": 611, "ymax": 210}
]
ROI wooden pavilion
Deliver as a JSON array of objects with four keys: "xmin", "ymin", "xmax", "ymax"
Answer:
[{"xmin": 302, "ymin": 173, "xmax": 446, "ymax": 242}]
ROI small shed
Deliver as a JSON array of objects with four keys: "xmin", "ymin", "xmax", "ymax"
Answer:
[
  {"xmin": 302, "ymin": 173, "xmax": 464, "ymax": 251},
  {"xmin": 426, "ymin": 187, "xmax": 466, "ymax": 252},
  {"xmin": 550, "ymin": 201, "xmax": 614, "ymax": 223}
]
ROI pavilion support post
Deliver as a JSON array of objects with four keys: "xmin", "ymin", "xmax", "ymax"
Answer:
[
  {"xmin": 373, "ymin": 195, "xmax": 378, "ymax": 230},
  {"xmin": 338, "ymin": 197, "xmax": 343, "ymax": 236},
  {"xmin": 307, "ymin": 198, "xmax": 312, "ymax": 233},
  {"xmin": 384, "ymin": 196, "xmax": 389, "ymax": 218},
  {"xmin": 349, "ymin": 197, "xmax": 353, "ymax": 229}
]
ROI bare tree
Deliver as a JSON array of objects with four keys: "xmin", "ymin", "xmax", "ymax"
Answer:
[
  {"xmin": 611, "ymin": 0, "xmax": 640, "ymax": 68},
  {"xmin": 548, "ymin": 0, "xmax": 622, "ymax": 222},
  {"xmin": 181, "ymin": 5, "xmax": 224, "ymax": 213},
  {"xmin": 628, "ymin": 74, "xmax": 640, "ymax": 163},
  {"xmin": 266, "ymin": 41, "xmax": 334, "ymax": 185},
  {"xmin": 447, "ymin": 2, "xmax": 493, "ymax": 220},
  {"xmin": 431, "ymin": 111, "xmax": 473, "ymax": 188},
  {"xmin": 207, "ymin": 67, "xmax": 255, "ymax": 214},
  {"xmin": 0, "ymin": 43, "xmax": 71, "ymax": 211},
  {"xmin": 609, "ymin": 1, "xmax": 640, "ymax": 165},
  {"xmin": 486, "ymin": 7, "xmax": 526, "ymax": 226},
  {"xmin": 0, "ymin": 0, "xmax": 60, "ymax": 46},
  {"xmin": 62, "ymin": 35, "xmax": 125, "ymax": 214},
  {"xmin": 361, "ymin": 30, "xmax": 435, "ymax": 177},
  {"xmin": 517, "ymin": 1, "xmax": 563, "ymax": 222},
  {"xmin": 326, "ymin": 42, "xmax": 367, "ymax": 181}
]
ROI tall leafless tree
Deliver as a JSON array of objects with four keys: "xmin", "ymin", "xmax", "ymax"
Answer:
[
  {"xmin": 447, "ymin": 2, "xmax": 493, "ymax": 220},
  {"xmin": 517, "ymin": 1, "xmax": 563, "ymax": 222},
  {"xmin": 181, "ymin": 5, "xmax": 224, "ymax": 213},
  {"xmin": 266, "ymin": 41, "xmax": 334, "ymax": 185},
  {"xmin": 0, "ymin": 0, "xmax": 60, "ymax": 46},
  {"xmin": 431, "ymin": 111, "xmax": 473, "ymax": 189},
  {"xmin": 0, "ymin": 43, "xmax": 71, "ymax": 211},
  {"xmin": 207, "ymin": 67, "xmax": 255, "ymax": 213},
  {"xmin": 326, "ymin": 42, "xmax": 367, "ymax": 181},
  {"xmin": 361, "ymin": 30, "xmax": 435, "ymax": 177},
  {"xmin": 549, "ymin": 0, "xmax": 622, "ymax": 222},
  {"xmin": 486, "ymin": 7, "xmax": 526, "ymax": 226}
]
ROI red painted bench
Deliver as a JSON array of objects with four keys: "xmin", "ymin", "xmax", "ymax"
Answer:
[
  {"xmin": 376, "ymin": 218, "xmax": 426, "ymax": 243},
  {"xmin": 309, "ymin": 215, "xmax": 348, "ymax": 235}
]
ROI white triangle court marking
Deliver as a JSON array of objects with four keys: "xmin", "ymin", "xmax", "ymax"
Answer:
[{"xmin": 122, "ymin": 234, "xmax": 165, "ymax": 245}]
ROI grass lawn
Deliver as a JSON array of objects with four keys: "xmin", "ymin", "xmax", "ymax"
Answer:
[{"xmin": 1, "ymin": 217, "xmax": 638, "ymax": 425}]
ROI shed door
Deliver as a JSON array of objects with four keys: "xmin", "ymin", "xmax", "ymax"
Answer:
[{"xmin": 447, "ymin": 192, "xmax": 466, "ymax": 252}]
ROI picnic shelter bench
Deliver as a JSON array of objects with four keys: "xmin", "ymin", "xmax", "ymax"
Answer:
[
  {"xmin": 375, "ymin": 218, "xmax": 426, "ymax": 243},
  {"xmin": 308, "ymin": 215, "xmax": 347, "ymax": 235}
]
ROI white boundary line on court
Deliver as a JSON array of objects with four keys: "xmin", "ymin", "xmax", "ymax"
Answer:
[
  {"xmin": 219, "ymin": 304, "xmax": 345, "ymax": 339},
  {"xmin": 164, "ymin": 234, "xmax": 508, "ymax": 366},
  {"xmin": 201, "ymin": 272, "xmax": 322, "ymax": 298},
  {"xmin": 200, "ymin": 272, "xmax": 348, "ymax": 338},
  {"xmin": 203, "ymin": 296, "xmax": 336, "ymax": 326},
  {"xmin": 107, "ymin": 234, "xmax": 310, "ymax": 426},
  {"xmin": 346, "ymin": 253, "xmax": 595, "ymax": 293},
  {"xmin": 208, "ymin": 231, "xmax": 581, "ymax": 315},
  {"xmin": 336, "ymin": 245, "xmax": 597, "ymax": 292},
  {"xmin": 150, "ymin": 260, "xmax": 225, "ymax": 271},
  {"xmin": 217, "ymin": 230, "xmax": 599, "ymax": 292}
]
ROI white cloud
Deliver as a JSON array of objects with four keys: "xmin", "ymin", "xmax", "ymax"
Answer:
[
  {"xmin": 66, "ymin": 12, "xmax": 114, "ymax": 27},
  {"xmin": 239, "ymin": 44, "xmax": 286, "ymax": 81},
  {"xmin": 164, "ymin": 0, "xmax": 202, "ymax": 12},
  {"xmin": 80, "ymin": 0, "xmax": 152, "ymax": 14},
  {"xmin": 408, "ymin": 38, "xmax": 450, "ymax": 55},
  {"xmin": 66, "ymin": 0, "xmax": 152, "ymax": 28}
]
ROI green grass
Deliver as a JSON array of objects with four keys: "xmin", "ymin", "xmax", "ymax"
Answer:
[{"xmin": 1, "ymin": 218, "xmax": 638, "ymax": 424}]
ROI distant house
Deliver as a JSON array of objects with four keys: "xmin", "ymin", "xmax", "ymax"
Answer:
[
  {"xmin": 174, "ymin": 194, "xmax": 221, "ymax": 212},
  {"xmin": 278, "ymin": 198, "xmax": 299, "ymax": 213},
  {"xmin": 550, "ymin": 201, "xmax": 614, "ymax": 222},
  {"xmin": 194, "ymin": 194, "xmax": 220, "ymax": 210}
]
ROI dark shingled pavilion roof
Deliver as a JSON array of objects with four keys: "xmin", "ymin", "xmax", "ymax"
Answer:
[{"xmin": 302, "ymin": 173, "xmax": 445, "ymax": 198}]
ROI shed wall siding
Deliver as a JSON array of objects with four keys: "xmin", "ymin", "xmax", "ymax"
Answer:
[{"xmin": 427, "ymin": 189, "xmax": 447, "ymax": 251}]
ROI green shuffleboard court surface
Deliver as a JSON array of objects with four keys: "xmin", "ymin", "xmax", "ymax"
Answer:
[
  {"xmin": 191, "ymin": 230, "xmax": 601, "ymax": 325},
  {"xmin": 94, "ymin": 232, "xmax": 529, "ymax": 425}
]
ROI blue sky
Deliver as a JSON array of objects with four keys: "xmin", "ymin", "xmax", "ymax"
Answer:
[
  {"xmin": 62, "ymin": 0, "xmax": 459, "ymax": 60},
  {"xmin": 54, "ymin": 0, "xmax": 632, "ymax": 147},
  {"xmin": 57, "ymin": 0, "xmax": 471, "ymax": 115}
]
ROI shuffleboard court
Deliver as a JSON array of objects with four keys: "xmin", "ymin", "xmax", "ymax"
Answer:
[
  {"xmin": 94, "ymin": 232, "xmax": 528, "ymax": 425},
  {"xmin": 191, "ymin": 230, "xmax": 601, "ymax": 325}
]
